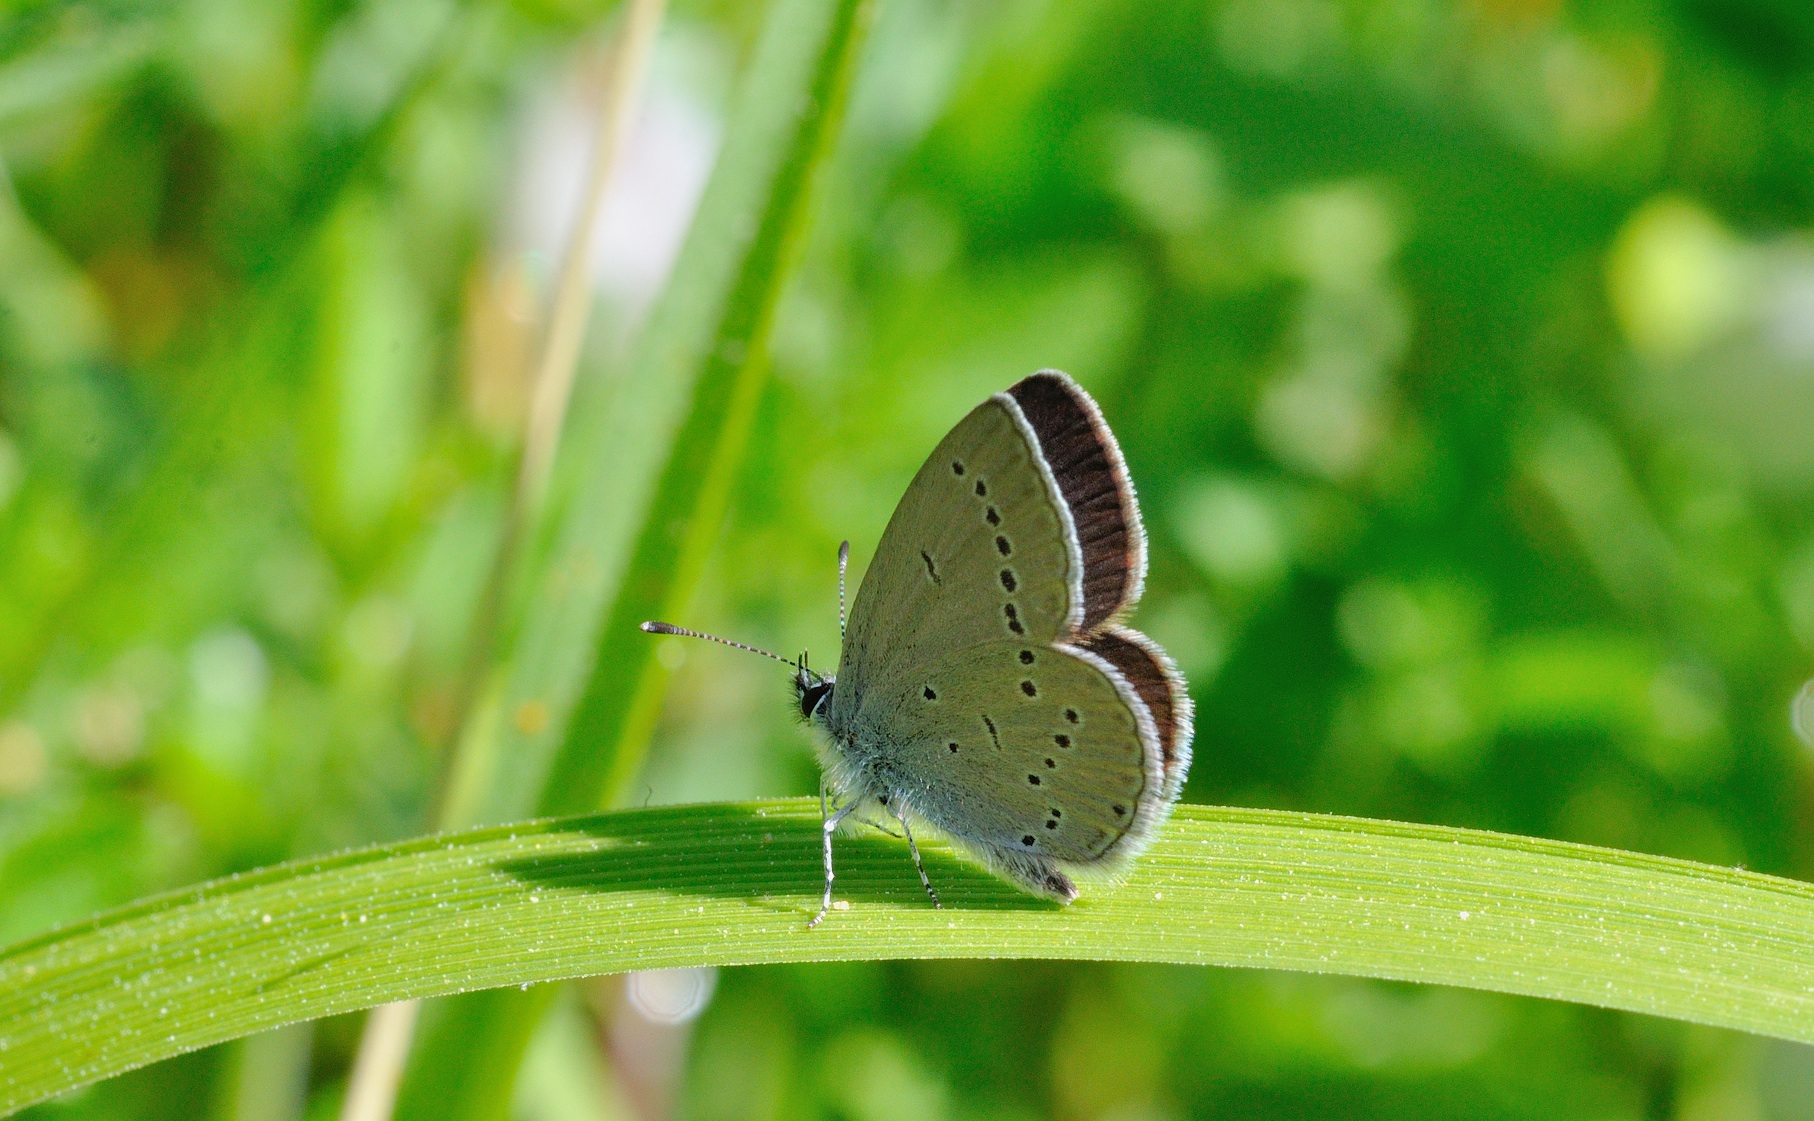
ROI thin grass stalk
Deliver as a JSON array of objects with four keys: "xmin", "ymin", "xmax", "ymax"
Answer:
[
  {"xmin": 391, "ymin": 4, "xmax": 877, "ymax": 1113},
  {"xmin": 339, "ymin": 4, "xmax": 667, "ymax": 1117}
]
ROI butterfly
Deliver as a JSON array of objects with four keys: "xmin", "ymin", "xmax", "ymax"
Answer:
[{"xmin": 646, "ymin": 370, "xmax": 1192, "ymax": 926}]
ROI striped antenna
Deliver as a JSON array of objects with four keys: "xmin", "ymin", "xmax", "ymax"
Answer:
[
  {"xmin": 837, "ymin": 540, "xmax": 850, "ymax": 641},
  {"xmin": 640, "ymin": 621, "xmax": 801, "ymax": 670}
]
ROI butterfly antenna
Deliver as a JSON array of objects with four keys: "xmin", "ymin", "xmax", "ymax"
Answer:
[
  {"xmin": 837, "ymin": 540, "xmax": 850, "ymax": 641},
  {"xmin": 639, "ymin": 621, "xmax": 801, "ymax": 670}
]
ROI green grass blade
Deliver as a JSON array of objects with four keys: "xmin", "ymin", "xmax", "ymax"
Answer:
[{"xmin": 6, "ymin": 801, "xmax": 1814, "ymax": 1115}]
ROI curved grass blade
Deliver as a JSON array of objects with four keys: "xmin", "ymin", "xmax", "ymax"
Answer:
[{"xmin": 6, "ymin": 801, "xmax": 1814, "ymax": 1115}]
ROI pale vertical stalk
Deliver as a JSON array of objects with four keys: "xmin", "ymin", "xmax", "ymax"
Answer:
[
  {"xmin": 339, "ymin": 3, "xmax": 667, "ymax": 1118},
  {"xmin": 432, "ymin": 0, "xmax": 669, "ymax": 823},
  {"xmin": 338, "ymin": 1002, "xmax": 420, "ymax": 1121},
  {"xmin": 519, "ymin": 0, "xmax": 667, "ymax": 513}
]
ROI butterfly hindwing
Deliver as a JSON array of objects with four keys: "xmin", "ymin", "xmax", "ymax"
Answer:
[
  {"xmin": 846, "ymin": 639, "xmax": 1167, "ymax": 879},
  {"xmin": 1077, "ymin": 624, "xmax": 1194, "ymax": 801}
]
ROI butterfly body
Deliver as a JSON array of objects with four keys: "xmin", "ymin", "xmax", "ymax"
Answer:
[{"xmin": 795, "ymin": 371, "xmax": 1193, "ymax": 906}]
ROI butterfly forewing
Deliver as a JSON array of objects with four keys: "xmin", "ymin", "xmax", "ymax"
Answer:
[
  {"xmin": 834, "ymin": 395, "xmax": 1082, "ymax": 716},
  {"xmin": 1004, "ymin": 373, "xmax": 1147, "ymax": 628}
]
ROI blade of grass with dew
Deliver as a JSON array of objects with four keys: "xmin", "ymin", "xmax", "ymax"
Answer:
[
  {"xmin": 399, "ymin": 1, "xmax": 875, "ymax": 1116},
  {"xmin": 8, "ymin": 802, "xmax": 1814, "ymax": 1114}
]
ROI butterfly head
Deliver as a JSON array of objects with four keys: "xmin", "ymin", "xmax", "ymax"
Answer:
[{"xmin": 794, "ymin": 661, "xmax": 835, "ymax": 723}]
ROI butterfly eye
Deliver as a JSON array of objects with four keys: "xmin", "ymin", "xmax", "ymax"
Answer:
[{"xmin": 799, "ymin": 681, "xmax": 833, "ymax": 720}]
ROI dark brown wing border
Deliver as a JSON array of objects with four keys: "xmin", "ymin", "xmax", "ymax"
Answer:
[
  {"xmin": 1005, "ymin": 371, "xmax": 1147, "ymax": 630},
  {"xmin": 1078, "ymin": 624, "xmax": 1194, "ymax": 801}
]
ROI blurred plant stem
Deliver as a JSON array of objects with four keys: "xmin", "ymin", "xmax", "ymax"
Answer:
[
  {"xmin": 432, "ymin": 0, "xmax": 667, "ymax": 825},
  {"xmin": 339, "ymin": 1003, "xmax": 420, "ymax": 1121},
  {"xmin": 219, "ymin": 1023, "xmax": 313, "ymax": 1121},
  {"xmin": 344, "ymin": 2, "xmax": 669, "ymax": 1119},
  {"xmin": 395, "ymin": 0, "xmax": 876, "ymax": 1116},
  {"xmin": 517, "ymin": 0, "xmax": 668, "ymax": 517}
]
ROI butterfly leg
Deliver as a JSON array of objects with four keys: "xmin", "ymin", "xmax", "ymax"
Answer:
[
  {"xmin": 808, "ymin": 795, "xmax": 862, "ymax": 929},
  {"xmin": 889, "ymin": 800, "xmax": 941, "ymax": 910}
]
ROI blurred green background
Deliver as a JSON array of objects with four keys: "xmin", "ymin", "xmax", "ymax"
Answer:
[{"xmin": 7, "ymin": 0, "xmax": 1814, "ymax": 1116}]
